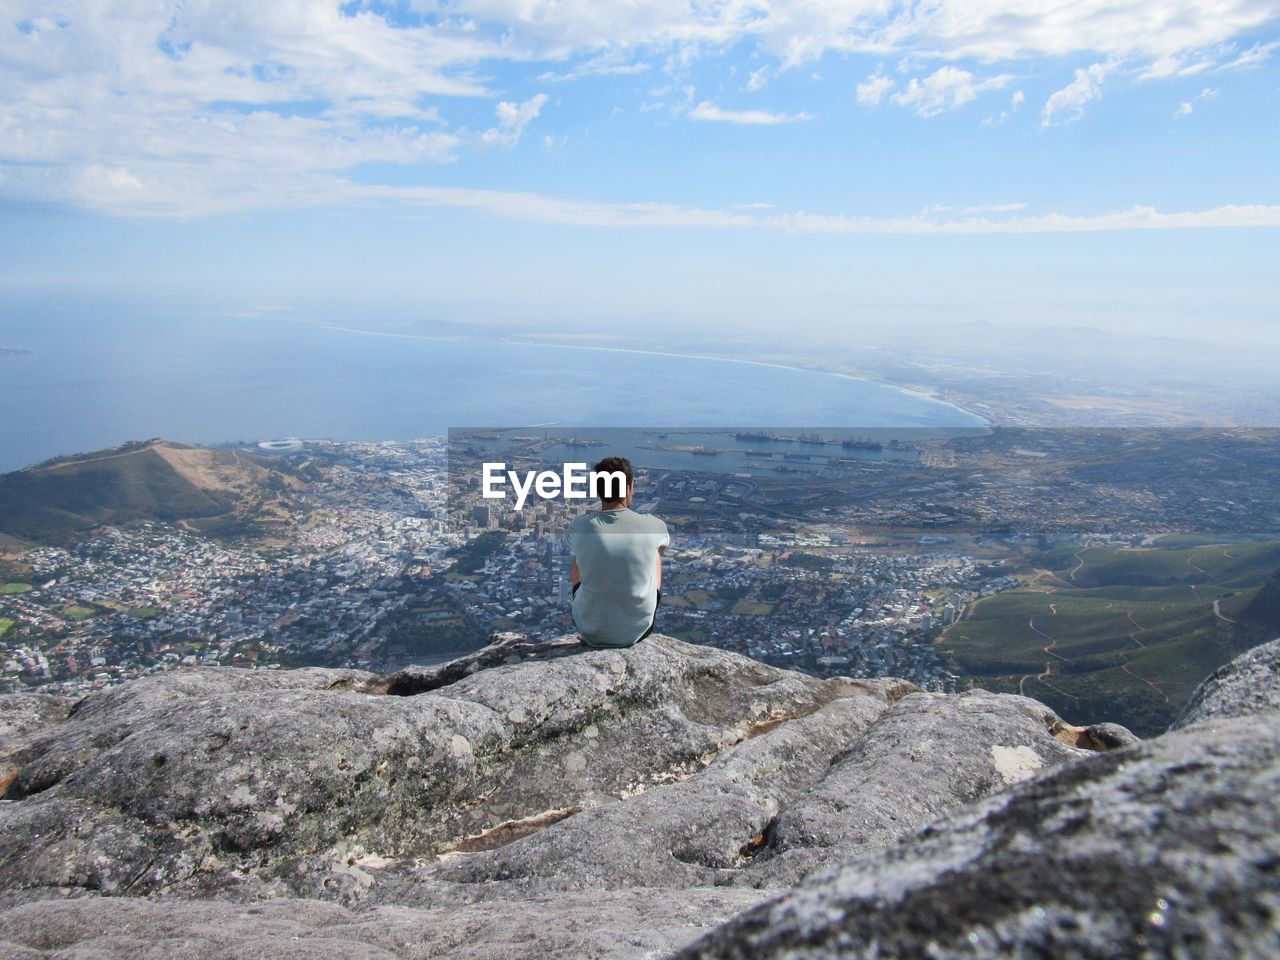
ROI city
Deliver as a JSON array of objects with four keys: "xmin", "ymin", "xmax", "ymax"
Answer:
[{"xmin": 5, "ymin": 428, "xmax": 1277, "ymax": 707}]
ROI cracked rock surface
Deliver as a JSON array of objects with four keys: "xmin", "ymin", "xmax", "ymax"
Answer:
[
  {"xmin": 0, "ymin": 692, "xmax": 74, "ymax": 796},
  {"xmin": 0, "ymin": 631, "xmax": 1203, "ymax": 959},
  {"xmin": 677, "ymin": 636, "xmax": 1280, "ymax": 960}
]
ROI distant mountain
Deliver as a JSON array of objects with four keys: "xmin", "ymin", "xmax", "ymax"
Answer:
[{"xmin": 0, "ymin": 440, "xmax": 305, "ymax": 545}]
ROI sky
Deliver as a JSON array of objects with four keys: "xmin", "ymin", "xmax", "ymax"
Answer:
[{"xmin": 2, "ymin": 1, "xmax": 1279, "ymax": 345}]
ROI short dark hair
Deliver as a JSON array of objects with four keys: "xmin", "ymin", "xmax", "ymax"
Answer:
[{"xmin": 592, "ymin": 456, "xmax": 633, "ymax": 503}]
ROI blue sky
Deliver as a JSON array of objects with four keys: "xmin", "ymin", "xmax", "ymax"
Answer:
[{"xmin": 2, "ymin": 1, "xmax": 1278, "ymax": 344}]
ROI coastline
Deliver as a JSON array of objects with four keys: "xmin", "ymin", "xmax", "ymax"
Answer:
[
  {"xmin": 315, "ymin": 322, "xmax": 990, "ymax": 428},
  {"xmin": 1, "ymin": 320, "xmax": 988, "ymax": 472}
]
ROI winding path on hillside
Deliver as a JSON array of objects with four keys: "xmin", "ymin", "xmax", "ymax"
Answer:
[
  {"xmin": 1121, "ymin": 610, "xmax": 1169, "ymax": 704},
  {"xmin": 1068, "ymin": 549, "xmax": 1087, "ymax": 583},
  {"xmin": 1018, "ymin": 603, "xmax": 1076, "ymax": 701},
  {"xmin": 1125, "ymin": 610, "xmax": 1147, "ymax": 648}
]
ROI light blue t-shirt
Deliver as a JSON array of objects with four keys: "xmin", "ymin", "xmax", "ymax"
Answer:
[{"xmin": 565, "ymin": 507, "xmax": 670, "ymax": 647}]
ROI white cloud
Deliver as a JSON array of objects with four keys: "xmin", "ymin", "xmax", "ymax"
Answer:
[
  {"xmin": 855, "ymin": 72, "xmax": 894, "ymax": 106},
  {"xmin": 536, "ymin": 50, "xmax": 650, "ymax": 82},
  {"xmin": 1, "ymin": 2, "xmax": 483, "ymax": 215},
  {"xmin": 983, "ymin": 89, "xmax": 1026, "ymax": 126},
  {"xmin": 84, "ymin": 166, "xmax": 144, "ymax": 193},
  {"xmin": 2, "ymin": 1, "xmax": 1278, "ymax": 218},
  {"xmin": 0, "ymin": 106, "xmax": 463, "ymax": 216},
  {"xmin": 769, "ymin": 203, "xmax": 1280, "ymax": 234},
  {"xmin": 689, "ymin": 101, "xmax": 810, "ymax": 125},
  {"xmin": 356, "ymin": 183, "xmax": 757, "ymax": 228},
  {"xmin": 746, "ymin": 66, "xmax": 770, "ymax": 91},
  {"xmin": 891, "ymin": 67, "xmax": 1012, "ymax": 117},
  {"xmin": 1042, "ymin": 62, "xmax": 1113, "ymax": 126},
  {"xmin": 1217, "ymin": 40, "xmax": 1280, "ymax": 70},
  {"xmin": 1175, "ymin": 85, "xmax": 1219, "ymax": 118},
  {"xmin": 359, "ymin": 190, "xmax": 1280, "ymax": 235},
  {"xmin": 20, "ymin": 146, "xmax": 1280, "ymax": 237},
  {"xmin": 931, "ymin": 202, "xmax": 1028, "ymax": 215},
  {"xmin": 482, "ymin": 93, "xmax": 549, "ymax": 147},
  {"xmin": 442, "ymin": 0, "xmax": 1278, "ymax": 69}
]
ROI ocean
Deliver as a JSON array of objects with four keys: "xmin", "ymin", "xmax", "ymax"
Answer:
[{"xmin": 0, "ymin": 313, "xmax": 983, "ymax": 474}]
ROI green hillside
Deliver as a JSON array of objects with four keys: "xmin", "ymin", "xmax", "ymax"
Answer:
[
  {"xmin": 1239, "ymin": 572, "xmax": 1280, "ymax": 627},
  {"xmin": 940, "ymin": 540, "xmax": 1280, "ymax": 736},
  {"xmin": 1059, "ymin": 541, "xmax": 1280, "ymax": 588},
  {"xmin": 0, "ymin": 441, "xmax": 303, "ymax": 545}
]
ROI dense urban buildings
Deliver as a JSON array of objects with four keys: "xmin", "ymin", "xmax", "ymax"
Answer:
[{"xmin": 4, "ymin": 430, "xmax": 1278, "ymax": 729}]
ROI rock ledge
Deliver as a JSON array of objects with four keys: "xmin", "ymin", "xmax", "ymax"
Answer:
[{"xmin": 4, "ymin": 633, "xmax": 1271, "ymax": 958}]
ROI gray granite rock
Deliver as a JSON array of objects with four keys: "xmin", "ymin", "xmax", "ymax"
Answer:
[
  {"xmin": 676, "ymin": 644, "xmax": 1280, "ymax": 960},
  {"xmin": 1076, "ymin": 720, "xmax": 1141, "ymax": 750},
  {"xmin": 416, "ymin": 687, "xmax": 1101, "ymax": 897},
  {"xmin": 1174, "ymin": 636, "xmax": 1280, "ymax": 730},
  {"xmin": 0, "ymin": 632, "xmax": 1163, "ymax": 958},
  {"xmin": 0, "ymin": 887, "xmax": 767, "ymax": 960},
  {"xmin": 0, "ymin": 635, "xmax": 897, "ymax": 903},
  {"xmin": 743, "ymin": 689, "xmax": 1095, "ymax": 885},
  {"xmin": 0, "ymin": 692, "xmax": 74, "ymax": 796},
  {"xmin": 416, "ymin": 693, "xmax": 892, "ymax": 894}
]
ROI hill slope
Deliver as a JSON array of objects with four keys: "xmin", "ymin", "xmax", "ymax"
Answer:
[
  {"xmin": 940, "ymin": 539, "xmax": 1280, "ymax": 735},
  {"xmin": 0, "ymin": 440, "xmax": 304, "ymax": 545}
]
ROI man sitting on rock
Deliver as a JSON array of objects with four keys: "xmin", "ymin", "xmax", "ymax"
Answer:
[{"xmin": 565, "ymin": 456, "xmax": 669, "ymax": 648}]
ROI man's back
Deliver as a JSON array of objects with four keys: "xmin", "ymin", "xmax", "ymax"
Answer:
[{"xmin": 566, "ymin": 507, "xmax": 669, "ymax": 647}]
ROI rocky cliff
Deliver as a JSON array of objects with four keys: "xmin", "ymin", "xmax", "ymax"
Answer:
[{"xmin": 0, "ymin": 633, "xmax": 1275, "ymax": 958}]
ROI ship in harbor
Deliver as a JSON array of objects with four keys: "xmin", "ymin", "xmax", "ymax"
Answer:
[{"xmin": 842, "ymin": 437, "xmax": 884, "ymax": 451}]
